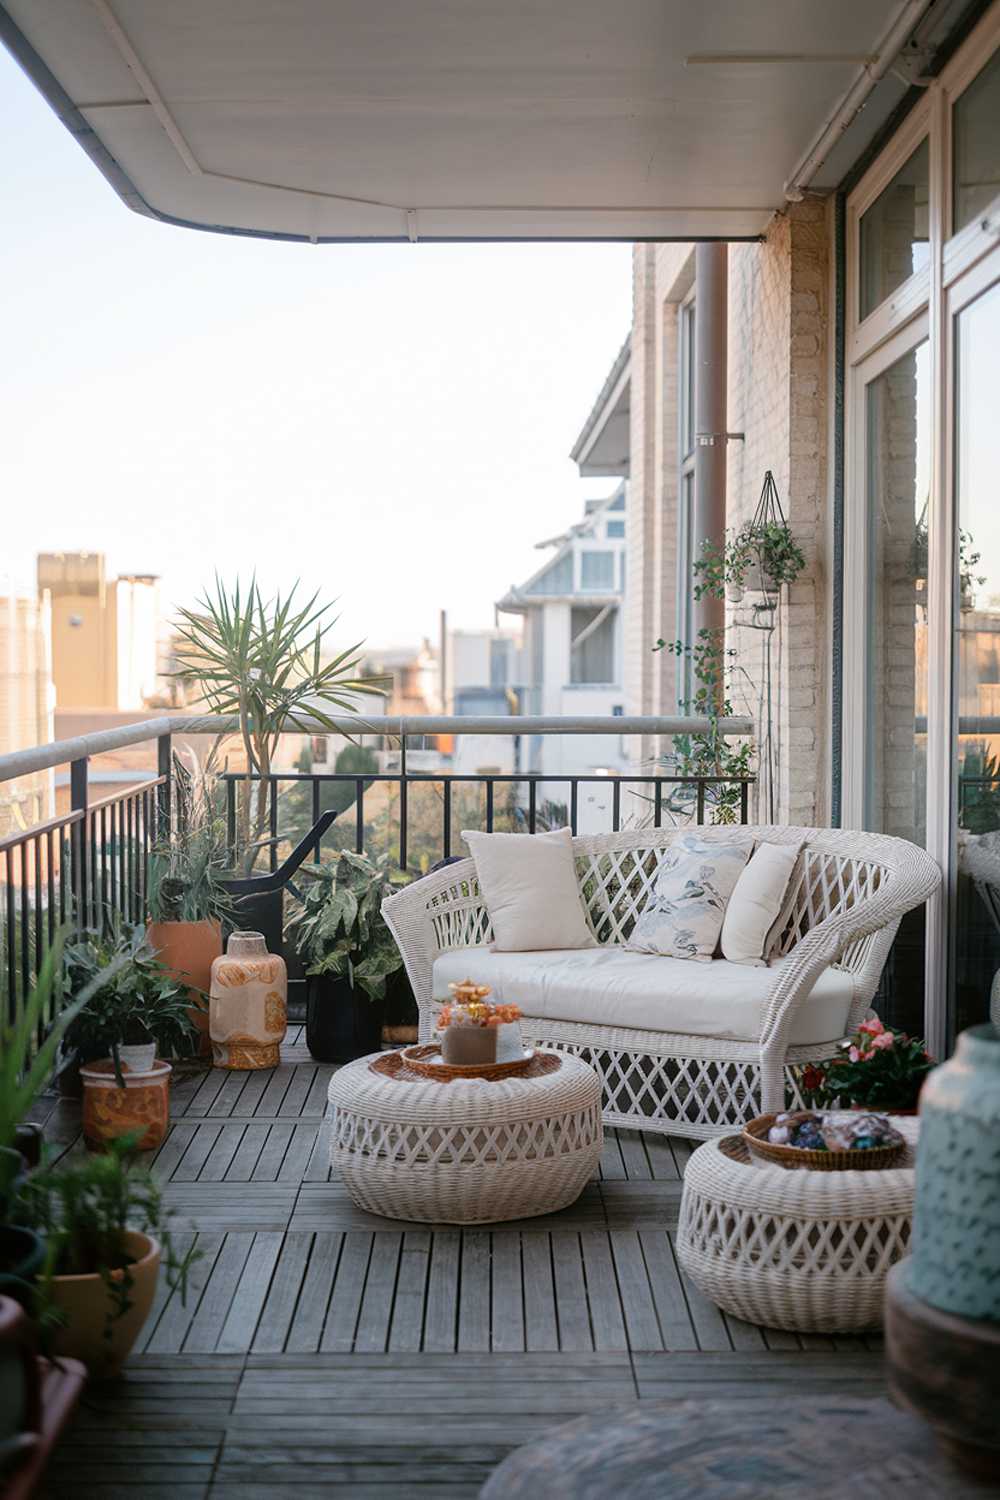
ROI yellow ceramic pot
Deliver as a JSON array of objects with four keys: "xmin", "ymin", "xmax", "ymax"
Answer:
[
  {"xmin": 48, "ymin": 1229, "xmax": 160, "ymax": 1379},
  {"xmin": 209, "ymin": 931, "xmax": 287, "ymax": 1069}
]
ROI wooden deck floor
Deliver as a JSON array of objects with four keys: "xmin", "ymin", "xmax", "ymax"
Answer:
[{"xmin": 38, "ymin": 1030, "xmax": 886, "ymax": 1498}]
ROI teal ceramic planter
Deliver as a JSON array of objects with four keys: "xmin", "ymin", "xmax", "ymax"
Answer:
[{"xmin": 909, "ymin": 1024, "xmax": 1000, "ymax": 1320}]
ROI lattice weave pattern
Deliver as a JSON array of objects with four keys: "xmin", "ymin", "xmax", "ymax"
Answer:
[
  {"xmin": 328, "ymin": 1053, "xmax": 603, "ymax": 1225},
  {"xmin": 676, "ymin": 1131, "xmax": 917, "ymax": 1332},
  {"xmin": 382, "ymin": 825, "xmax": 940, "ymax": 1137}
]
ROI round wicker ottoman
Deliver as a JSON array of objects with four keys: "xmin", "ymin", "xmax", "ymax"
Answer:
[
  {"xmin": 327, "ymin": 1050, "xmax": 603, "ymax": 1224},
  {"xmin": 676, "ymin": 1125, "xmax": 918, "ymax": 1332}
]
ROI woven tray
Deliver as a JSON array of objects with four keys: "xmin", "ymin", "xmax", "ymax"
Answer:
[
  {"xmin": 743, "ymin": 1112, "xmax": 906, "ymax": 1172},
  {"xmin": 369, "ymin": 1047, "xmax": 561, "ymax": 1084}
]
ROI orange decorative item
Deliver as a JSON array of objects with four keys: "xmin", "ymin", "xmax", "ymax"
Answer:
[
  {"xmin": 209, "ymin": 931, "xmax": 287, "ymax": 1069},
  {"xmin": 80, "ymin": 1060, "xmax": 172, "ymax": 1151},
  {"xmin": 146, "ymin": 918, "xmax": 222, "ymax": 1056},
  {"xmin": 437, "ymin": 980, "xmax": 523, "ymax": 1066}
]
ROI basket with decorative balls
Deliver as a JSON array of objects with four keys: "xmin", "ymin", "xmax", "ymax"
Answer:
[{"xmin": 436, "ymin": 980, "xmax": 523, "ymax": 1066}]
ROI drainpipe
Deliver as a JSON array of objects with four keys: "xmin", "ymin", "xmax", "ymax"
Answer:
[{"xmin": 693, "ymin": 242, "xmax": 728, "ymax": 670}]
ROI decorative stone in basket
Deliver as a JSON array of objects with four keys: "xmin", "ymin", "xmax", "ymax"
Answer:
[
  {"xmin": 436, "ymin": 981, "xmax": 523, "ymax": 1066},
  {"xmin": 744, "ymin": 1109, "xmax": 907, "ymax": 1171}
]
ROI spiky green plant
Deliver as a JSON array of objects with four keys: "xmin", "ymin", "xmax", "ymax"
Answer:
[
  {"xmin": 147, "ymin": 747, "xmax": 233, "ymax": 923},
  {"xmin": 172, "ymin": 577, "xmax": 383, "ymax": 873}
]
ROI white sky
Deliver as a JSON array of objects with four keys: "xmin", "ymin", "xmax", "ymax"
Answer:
[{"xmin": 0, "ymin": 44, "xmax": 632, "ymax": 650}]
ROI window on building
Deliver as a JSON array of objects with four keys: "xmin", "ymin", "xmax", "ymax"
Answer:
[
  {"xmin": 858, "ymin": 138, "xmax": 930, "ymax": 320},
  {"xmin": 953, "ymin": 47, "xmax": 1000, "ymax": 234},
  {"xmin": 489, "ymin": 638, "xmax": 509, "ymax": 687},
  {"xmin": 579, "ymin": 550, "xmax": 615, "ymax": 591},
  {"xmin": 605, "ymin": 519, "xmax": 625, "ymax": 539},
  {"xmin": 570, "ymin": 605, "xmax": 616, "ymax": 683}
]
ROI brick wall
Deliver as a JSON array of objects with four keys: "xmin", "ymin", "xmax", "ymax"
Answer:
[{"xmin": 624, "ymin": 201, "xmax": 832, "ymax": 823}]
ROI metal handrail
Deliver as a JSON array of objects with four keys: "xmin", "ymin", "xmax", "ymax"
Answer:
[{"xmin": 0, "ymin": 712, "xmax": 754, "ymax": 784}]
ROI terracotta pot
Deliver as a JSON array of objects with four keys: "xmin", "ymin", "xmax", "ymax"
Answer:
[
  {"xmin": 48, "ymin": 1229, "xmax": 160, "ymax": 1379},
  {"xmin": 210, "ymin": 931, "xmax": 287, "ymax": 1069},
  {"xmin": 81, "ymin": 1059, "xmax": 172, "ymax": 1151},
  {"xmin": 146, "ymin": 919, "xmax": 222, "ymax": 1055}
]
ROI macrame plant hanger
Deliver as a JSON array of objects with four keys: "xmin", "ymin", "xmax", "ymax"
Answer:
[{"xmin": 746, "ymin": 470, "xmax": 786, "ymax": 823}]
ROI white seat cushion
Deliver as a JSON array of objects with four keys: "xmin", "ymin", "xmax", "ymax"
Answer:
[{"xmin": 432, "ymin": 946, "xmax": 856, "ymax": 1047}]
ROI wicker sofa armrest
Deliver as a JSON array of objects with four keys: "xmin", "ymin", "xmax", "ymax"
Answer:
[
  {"xmin": 758, "ymin": 841, "xmax": 941, "ymax": 1056},
  {"xmin": 382, "ymin": 857, "xmax": 485, "ymax": 1035}
]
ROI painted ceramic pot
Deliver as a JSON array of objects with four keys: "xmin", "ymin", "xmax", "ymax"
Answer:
[
  {"xmin": 909, "ymin": 1023, "xmax": 1000, "ymax": 1320},
  {"xmin": 147, "ymin": 918, "xmax": 222, "ymax": 1056},
  {"xmin": 81, "ymin": 1059, "xmax": 172, "ymax": 1151},
  {"xmin": 210, "ymin": 931, "xmax": 287, "ymax": 1070}
]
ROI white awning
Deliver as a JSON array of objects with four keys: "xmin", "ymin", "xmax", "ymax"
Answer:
[{"xmin": 2, "ymin": 0, "xmax": 925, "ymax": 243}]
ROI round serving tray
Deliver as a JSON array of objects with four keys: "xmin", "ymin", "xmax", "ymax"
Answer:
[
  {"xmin": 398, "ymin": 1043, "xmax": 537, "ymax": 1082},
  {"xmin": 743, "ymin": 1111, "xmax": 906, "ymax": 1172}
]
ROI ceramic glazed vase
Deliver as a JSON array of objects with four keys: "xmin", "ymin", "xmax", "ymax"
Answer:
[
  {"xmin": 80, "ymin": 1060, "xmax": 172, "ymax": 1151},
  {"xmin": 909, "ymin": 1023, "xmax": 1000, "ymax": 1320},
  {"xmin": 210, "ymin": 931, "xmax": 287, "ymax": 1069},
  {"xmin": 147, "ymin": 918, "xmax": 222, "ymax": 1056}
]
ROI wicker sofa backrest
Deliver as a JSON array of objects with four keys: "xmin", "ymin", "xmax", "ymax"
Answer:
[{"xmin": 425, "ymin": 826, "xmax": 893, "ymax": 959}]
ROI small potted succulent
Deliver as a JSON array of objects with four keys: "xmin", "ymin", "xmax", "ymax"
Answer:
[
  {"xmin": 800, "ymin": 1017, "xmax": 935, "ymax": 1114},
  {"xmin": 284, "ymin": 851, "xmax": 405, "ymax": 1063},
  {"xmin": 147, "ymin": 750, "xmax": 232, "ymax": 1055},
  {"xmin": 63, "ymin": 927, "xmax": 200, "ymax": 1150},
  {"xmin": 13, "ymin": 1135, "xmax": 196, "ymax": 1378}
]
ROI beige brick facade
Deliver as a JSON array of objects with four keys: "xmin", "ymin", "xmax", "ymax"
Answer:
[{"xmin": 625, "ymin": 202, "xmax": 832, "ymax": 821}]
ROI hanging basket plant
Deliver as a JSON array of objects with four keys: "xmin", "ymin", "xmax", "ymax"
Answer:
[{"xmin": 693, "ymin": 471, "xmax": 806, "ymax": 622}]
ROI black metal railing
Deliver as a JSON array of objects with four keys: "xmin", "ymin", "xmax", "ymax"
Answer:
[{"xmin": 0, "ymin": 713, "xmax": 754, "ymax": 1029}]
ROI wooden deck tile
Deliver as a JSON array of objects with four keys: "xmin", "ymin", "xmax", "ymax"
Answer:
[{"xmin": 44, "ymin": 1041, "xmax": 890, "ymax": 1496}]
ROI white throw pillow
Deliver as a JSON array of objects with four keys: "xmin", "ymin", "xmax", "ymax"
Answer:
[
  {"xmin": 626, "ymin": 832, "xmax": 751, "ymax": 962},
  {"xmin": 721, "ymin": 840, "xmax": 802, "ymax": 967},
  {"xmin": 461, "ymin": 828, "xmax": 595, "ymax": 952}
]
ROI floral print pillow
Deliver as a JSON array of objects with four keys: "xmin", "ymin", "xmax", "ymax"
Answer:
[{"xmin": 626, "ymin": 833, "xmax": 752, "ymax": 962}]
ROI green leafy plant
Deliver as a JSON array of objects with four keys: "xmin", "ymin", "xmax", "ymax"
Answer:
[
  {"xmin": 654, "ymin": 628, "xmax": 754, "ymax": 824},
  {"xmin": 694, "ymin": 519, "xmax": 806, "ymax": 602},
  {"xmin": 800, "ymin": 1018, "xmax": 934, "ymax": 1111},
  {"xmin": 14, "ymin": 1135, "xmax": 197, "ymax": 1345},
  {"xmin": 959, "ymin": 745, "xmax": 1000, "ymax": 835},
  {"xmin": 172, "ymin": 577, "xmax": 383, "ymax": 874},
  {"xmin": 63, "ymin": 926, "xmax": 200, "ymax": 1080},
  {"xmin": 148, "ymin": 749, "xmax": 234, "ymax": 924},
  {"xmin": 285, "ymin": 852, "xmax": 404, "ymax": 1000}
]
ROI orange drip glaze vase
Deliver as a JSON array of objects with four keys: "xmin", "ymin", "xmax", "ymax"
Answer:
[
  {"xmin": 209, "ymin": 931, "xmax": 287, "ymax": 1070},
  {"xmin": 81, "ymin": 1060, "xmax": 172, "ymax": 1151}
]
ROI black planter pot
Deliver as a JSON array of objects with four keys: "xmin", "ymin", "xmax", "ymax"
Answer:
[
  {"xmin": 0, "ymin": 1225, "xmax": 45, "ymax": 1311},
  {"xmin": 306, "ymin": 974, "xmax": 385, "ymax": 1064}
]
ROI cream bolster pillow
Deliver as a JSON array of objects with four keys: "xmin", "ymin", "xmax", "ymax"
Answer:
[
  {"xmin": 626, "ymin": 832, "xmax": 752, "ymax": 962},
  {"xmin": 720, "ymin": 840, "xmax": 802, "ymax": 966},
  {"xmin": 461, "ymin": 828, "xmax": 595, "ymax": 952}
]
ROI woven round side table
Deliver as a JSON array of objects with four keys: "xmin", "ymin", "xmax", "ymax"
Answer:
[
  {"xmin": 676, "ymin": 1123, "xmax": 918, "ymax": 1332},
  {"xmin": 327, "ymin": 1050, "xmax": 603, "ymax": 1224}
]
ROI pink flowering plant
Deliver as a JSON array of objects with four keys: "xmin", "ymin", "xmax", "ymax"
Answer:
[{"xmin": 799, "ymin": 1018, "xmax": 934, "ymax": 1111}]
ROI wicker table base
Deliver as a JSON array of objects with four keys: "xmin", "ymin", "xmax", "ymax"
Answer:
[
  {"xmin": 327, "ymin": 1050, "xmax": 602, "ymax": 1224},
  {"xmin": 480, "ymin": 1395, "xmax": 996, "ymax": 1498},
  {"xmin": 676, "ymin": 1126, "xmax": 918, "ymax": 1332}
]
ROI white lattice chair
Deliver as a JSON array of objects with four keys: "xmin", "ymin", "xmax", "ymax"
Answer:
[{"xmin": 382, "ymin": 826, "xmax": 940, "ymax": 1140}]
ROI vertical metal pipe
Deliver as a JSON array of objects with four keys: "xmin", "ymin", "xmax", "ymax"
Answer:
[{"xmin": 693, "ymin": 242, "xmax": 728, "ymax": 651}]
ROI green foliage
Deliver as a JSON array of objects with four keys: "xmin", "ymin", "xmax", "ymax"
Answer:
[
  {"xmin": 694, "ymin": 519, "xmax": 806, "ymax": 600},
  {"xmin": 285, "ymin": 852, "xmax": 404, "ymax": 1000},
  {"xmin": 63, "ymin": 926, "xmax": 200, "ymax": 1078},
  {"xmin": 959, "ymin": 745, "xmax": 1000, "ymax": 835},
  {"xmin": 800, "ymin": 1022, "xmax": 934, "ymax": 1111},
  {"xmin": 148, "ymin": 749, "xmax": 233, "ymax": 923},
  {"xmin": 0, "ymin": 932, "xmax": 124, "ymax": 1160},
  {"xmin": 281, "ymin": 741, "xmax": 380, "ymax": 847},
  {"xmin": 653, "ymin": 628, "xmax": 754, "ymax": 824},
  {"xmin": 172, "ymin": 576, "xmax": 383, "ymax": 873},
  {"xmin": 14, "ymin": 1135, "xmax": 197, "ymax": 1344}
]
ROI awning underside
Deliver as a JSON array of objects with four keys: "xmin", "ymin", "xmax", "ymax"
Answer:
[{"xmin": 3, "ymin": 0, "xmax": 914, "ymax": 242}]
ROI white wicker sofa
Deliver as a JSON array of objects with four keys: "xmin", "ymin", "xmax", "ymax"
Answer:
[{"xmin": 382, "ymin": 826, "xmax": 940, "ymax": 1139}]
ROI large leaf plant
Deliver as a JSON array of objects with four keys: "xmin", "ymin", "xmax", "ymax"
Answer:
[
  {"xmin": 285, "ymin": 852, "xmax": 405, "ymax": 1001},
  {"xmin": 172, "ymin": 577, "xmax": 382, "ymax": 874}
]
